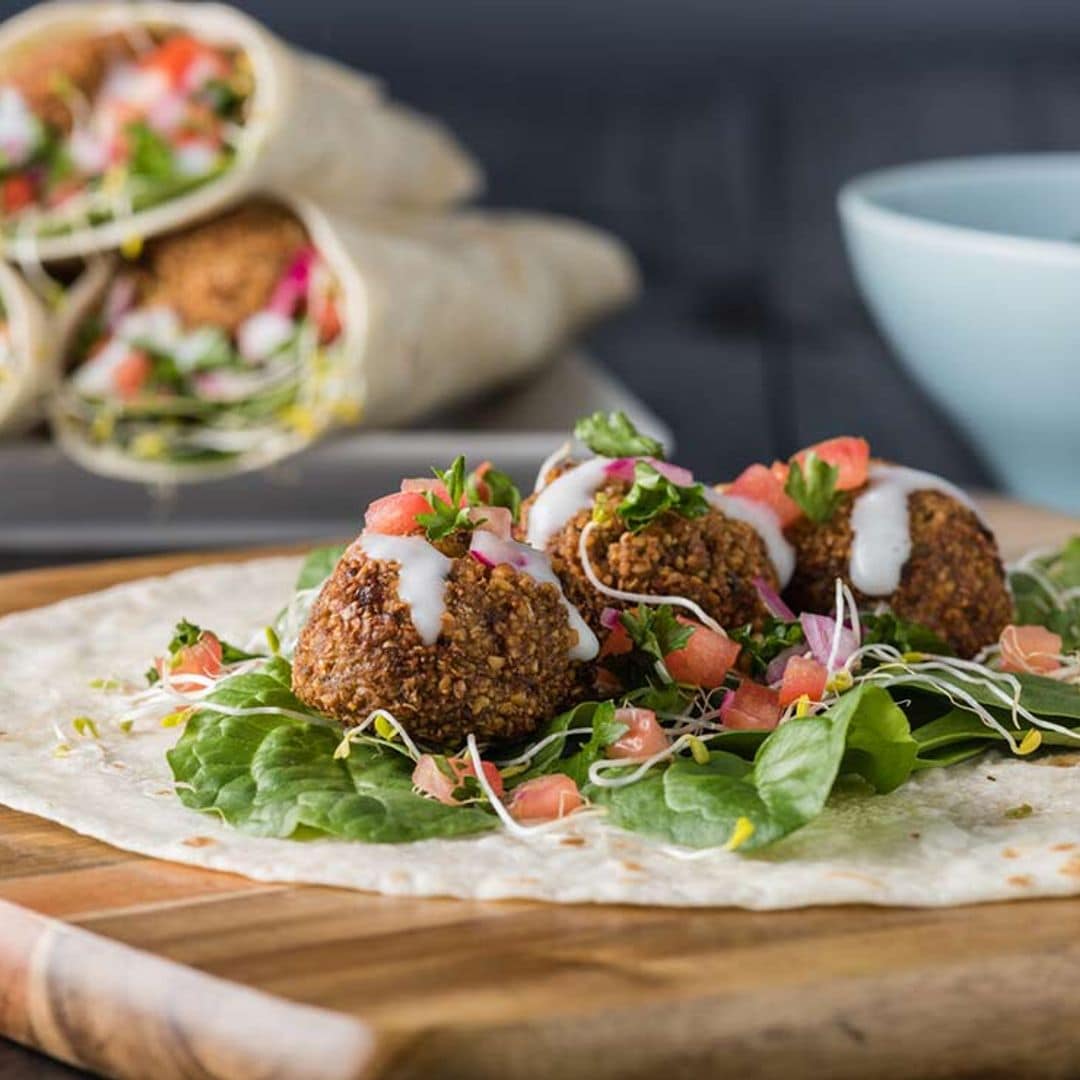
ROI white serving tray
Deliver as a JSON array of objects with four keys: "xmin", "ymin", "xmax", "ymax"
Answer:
[{"xmin": 0, "ymin": 352, "xmax": 671, "ymax": 555}]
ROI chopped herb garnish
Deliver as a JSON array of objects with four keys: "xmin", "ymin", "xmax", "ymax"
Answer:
[
  {"xmin": 616, "ymin": 461, "xmax": 709, "ymax": 533},
  {"xmin": 599, "ymin": 605, "xmax": 696, "ymax": 690},
  {"xmin": 621, "ymin": 606, "xmax": 694, "ymax": 668},
  {"xmin": 467, "ymin": 464, "xmax": 522, "ymax": 523},
  {"xmin": 1010, "ymin": 537, "xmax": 1080, "ymax": 651},
  {"xmin": 574, "ymin": 410, "xmax": 664, "ymax": 459},
  {"xmin": 416, "ymin": 456, "xmax": 479, "ymax": 541},
  {"xmin": 784, "ymin": 451, "xmax": 841, "ymax": 523}
]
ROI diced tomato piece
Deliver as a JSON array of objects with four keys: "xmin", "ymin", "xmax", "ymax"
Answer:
[
  {"xmin": 778, "ymin": 656, "xmax": 828, "ymax": 707},
  {"xmin": 609, "ymin": 707, "xmax": 669, "ymax": 760},
  {"xmin": 364, "ymin": 491, "xmax": 430, "ymax": 535},
  {"xmin": 721, "ymin": 681, "xmax": 782, "ymax": 731},
  {"xmin": 509, "ymin": 774, "xmax": 583, "ymax": 822},
  {"xmin": 726, "ymin": 463, "xmax": 801, "ymax": 528},
  {"xmin": 316, "ymin": 297, "xmax": 342, "ymax": 344},
  {"xmin": 143, "ymin": 35, "xmax": 220, "ymax": 86},
  {"xmin": 156, "ymin": 631, "xmax": 223, "ymax": 692},
  {"xmin": 599, "ymin": 620, "xmax": 632, "ymax": 660},
  {"xmin": 793, "ymin": 436, "xmax": 870, "ymax": 491},
  {"xmin": 412, "ymin": 753, "xmax": 505, "ymax": 805},
  {"xmin": 3, "ymin": 174, "xmax": 36, "ymax": 214},
  {"xmin": 999, "ymin": 624, "xmax": 1063, "ymax": 675},
  {"xmin": 469, "ymin": 505, "xmax": 512, "ymax": 540},
  {"xmin": 663, "ymin": 617, "xmax": 740, "ymax": 688},
  {"xmin": 113, "ymin": 350, "xmax": 152, "ymax": 400}
]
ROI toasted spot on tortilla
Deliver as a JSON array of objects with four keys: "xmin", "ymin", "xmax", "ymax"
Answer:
[
  {"xmin": 1038, "ymin": 752, "xmax": 1080, "ymax": 768},
  {"xmin": 1059, "ymin": 856, "xmax": 1080, "ymax": 879},
  {"xmin": 182, "ymin": 835, "xmax": 216, "ymax": 848},
  {"xmin": 560, "ymin": 835, "xmax": 586, "ymax": 847},
  {"xmin": 1051, "ymin": 843, "xmax": 1077, "ymax": 853},
  {"xmin": 1002, "ymin": 847, "xmax": 1020, "ymax": 859},
  {"xmin": 621, "ymin": 860, "xmax": 645, "ymax": 873},
  {"xmin": 827, "ymin": 871, "xmax": 884, "ymax": 889},
  {"xmin": 1007, "ymin": 875, "xmax": 1033, "ymax": 888}
]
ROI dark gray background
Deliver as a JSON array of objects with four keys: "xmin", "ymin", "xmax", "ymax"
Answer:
[{"xmin": 2, "ymin": 1, "xmax": 1080, "ymax": 1071}]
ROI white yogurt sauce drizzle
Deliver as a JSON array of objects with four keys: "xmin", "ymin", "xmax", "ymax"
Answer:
[
  {"xmin": 849, "ymin": 463, "xmax": 985, "ymax": 596},
  {"xmin": 706, "ymin": 490, "xmax": 795, "ymax": 588},
  {"xmin": 524, "ymin": 455, "xmax": 614, "ymax": 550},
  {"xmin": 526, "ymin": 454, "xmax": 796, "ymax": 589},
  {"xmin": 470, "ymin": 532, "xmax": 599, "ymax": 661},
  {"xmin": 357, "ymin": 533, "xmax": 452, "ymax": 645}
]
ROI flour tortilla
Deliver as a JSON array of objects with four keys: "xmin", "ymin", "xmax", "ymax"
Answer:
[
  {"xmin": 0, "ymin": 261, "xmax": 50, "ymax": 434},
  {"xmin": 0, "ymin": 1, "xmax": 481, "ymax": 264},
  {"xmin": 50, "ymin": 199, "xmax": 639, "ymax": 482},
  {"xmin": 0, "ymin": 258, "xmax": 116, "ymax": 434},
  {"xmin": 1, "ymin": 556, "xmax": 1079, "ymax": 909}
]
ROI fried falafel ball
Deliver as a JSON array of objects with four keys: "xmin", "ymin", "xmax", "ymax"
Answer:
[
  {"xmin": 8, "ymin": 32, "xmax": 135, "ymax": 134},
  {"xmin": 519, "ymin": 462, "xmax": 780, "ymax": 635},
  {"xmin": 784, "ymin": 487, "xmax": 1012, "ymax": 658},
  {"xmin": 135, "ymin": 200, "xmax": 309, "ymax": 332},
  {"xmin": 291, "ymin": 534, "xmax": 585, "ymax": 747}
]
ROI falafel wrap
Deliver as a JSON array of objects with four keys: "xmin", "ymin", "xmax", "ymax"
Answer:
[
  {"xmin": 0, "ymin": 259, "xmax": 51, "ymax": 433},
  {"xmin": 2, "ymin": 437, "xmax": 1080, "ymax": 909},
  {"xmin": 51, "ymin": 197, "xmax": 639, "ymax": 481},
  {"xmin": 0, "ymin": 1, "xmax": 481, "ymax": 264}
]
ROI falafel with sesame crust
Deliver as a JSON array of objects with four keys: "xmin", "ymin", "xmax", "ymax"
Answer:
[
  {"xmin": 291, "ymin": 534, "xmax": 587, "ymax": 746},
  {"xmin": 785, "ymin": 487, "xmax": 1012, "ymax": 658},
  {"xmin": 519, "ymin": 462, "xmax": 781, "ymax": 635}
]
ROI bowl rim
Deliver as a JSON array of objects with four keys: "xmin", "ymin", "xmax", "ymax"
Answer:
[{"xmin": 838, "ymin": 152, "xmax": 1080, "ymax": 265}]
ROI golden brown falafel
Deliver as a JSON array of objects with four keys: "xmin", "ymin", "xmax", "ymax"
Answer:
[
  {"xmin": 519, "ymin": 465, "xmax": 779, "ymax": 635},
  {"xmin": 7, "ymin": 32, "xmax": 134, "ymax": 134},
  {"xmin": 784, "ymin": 487, "xmax": 1011, "ymax": 658},
  {"xmin": 135, "ymin": 200, "xmax": 308, "ymax": 332},
  {"xmin": 291, "ymin": 535, "xmax": 585, "ymax": 746}
]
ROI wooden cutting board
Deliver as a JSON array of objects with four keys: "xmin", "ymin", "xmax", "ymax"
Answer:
[{"xmin": 2, "ymin": 496, "xmax": 1079, "ymax": 1080}]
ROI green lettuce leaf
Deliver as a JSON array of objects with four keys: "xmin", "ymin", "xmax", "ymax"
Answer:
[
  {"xmin": 596, "ymin": 684, "xmax": 917, "ymax": 851},
  {"xmin": 295, "ymin": 544, "xmax": 347, "ymax": 591},
  {"xmin": 167, "ymin": 658, "xmax": 495, "ymax": 842}
]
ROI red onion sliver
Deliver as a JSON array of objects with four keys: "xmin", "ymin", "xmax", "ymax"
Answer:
[
  {"xmin": 799, "ymin": 612, "xmax": 857, "ymax": 671},
  {"xmin": 753, "ymin": 575, "xmax": 795, "ymax": 621},
  {"xmin": 600, "ymin": 606, "xmax": 622, "ymax": 630},
  {"xmin": 603, "ymin": 456, "xmax": 695, "ymax": 487}
]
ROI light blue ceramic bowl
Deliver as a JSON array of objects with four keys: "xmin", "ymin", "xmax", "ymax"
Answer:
[{"xmin": 838, "ymin": 154, "xmax": 1080, "ymax": 513}]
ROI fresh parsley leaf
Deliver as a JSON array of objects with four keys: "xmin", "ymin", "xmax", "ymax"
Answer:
[
  {"xmin": 622, "ymin": 606, "xmax": 693, "ymax": 666},
  {"xmin": 730, "ymin": 617, "xmax": 806, "ymax": 677},
  {"xmin": 416, "ymin": 456, "xmax": 478, "ymax": 540},
  {"xmin": 784, "ymin": 451, "xmax": 841, "ymax": 523},
  {"xmin": 574, "ymin": 410, "xmax": 664, "ymax": 459},
  {"xmin": 467, "ymin": 464, "xmax": 522, "ymax": 523},
  {"xmin": 616, "ymin": 461, "xmax": 709, "ymax": 533},
  {"xmin": 598, "ymin": 605, "xmax": 697, "ymax": 691}
]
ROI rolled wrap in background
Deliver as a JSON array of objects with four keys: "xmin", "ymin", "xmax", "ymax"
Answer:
[
  {"xmin": 0, "ymin": 261, "xmax": 50, "ymax": 434},
  {"xmin": 51, "ymin": 197, "xmax": 639, "ymax": 483},
  {"xmin": 0, "ymin": 1, "xmax": 482, "ymax": 264}
]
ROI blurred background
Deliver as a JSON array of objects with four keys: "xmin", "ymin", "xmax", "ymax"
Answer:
[{"xmin": 5, "ymin": 0, "xmax": 1080, "ymax": 572}]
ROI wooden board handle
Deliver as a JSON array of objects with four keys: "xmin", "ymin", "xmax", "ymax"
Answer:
[{"xmin": 0, "ymin": 899, "xmax": 375, "ymax": 1079}]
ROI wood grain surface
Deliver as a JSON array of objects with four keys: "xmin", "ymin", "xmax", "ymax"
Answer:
[{"xmin": 0, "ymin": 498, "xmax": 1078, "ymax": 1080}]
